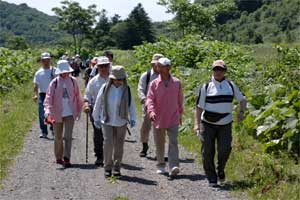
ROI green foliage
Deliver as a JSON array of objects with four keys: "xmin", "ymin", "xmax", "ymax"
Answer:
[
  {"xmin": 0, "ymin": 48, "xmax": 38, "ymax": 94},
  {"xmin": 5, "ymin": 36, "xmax": 28, "ymax": 50},
  {"xmin": 0, "ymin": 1, "xmax": 66, "ymax": 46}
]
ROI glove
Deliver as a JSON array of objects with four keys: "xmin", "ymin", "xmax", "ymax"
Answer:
[
  {"xmin": 94, "ymin": 120, "xmax": 101, "ymax": 129},
  {"xmin": 130, "ymin": 120, "xmax": 136, "ymax": 128}
]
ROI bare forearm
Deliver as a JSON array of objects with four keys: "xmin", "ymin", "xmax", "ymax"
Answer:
[
  {"xmin": 239, "ymin": 99, "xmax": 247, "ymax": 113},
  {"xmin": 194, "ymin": 107, "xmax": 203, "ymax": 130}
]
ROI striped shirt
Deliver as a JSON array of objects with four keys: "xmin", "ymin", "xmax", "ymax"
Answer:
[{"xmin": 197, "ymin": 76, "xmax": 245, "ymax": 125}]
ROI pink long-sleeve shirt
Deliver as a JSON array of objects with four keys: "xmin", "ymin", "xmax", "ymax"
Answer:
[
  {"xmin": 44, "ymin": 76, "xmax": 83, "ymax": 123},
  {"xmin": 146, "ymin": 75, "xmax": 184, "ymax": 129}
]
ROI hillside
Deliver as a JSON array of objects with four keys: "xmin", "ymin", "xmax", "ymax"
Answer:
[
  {"xmin": 196, "ymin": 0, "xmax": 300, "ymax": 43},
  {"xmin": 0, "ymin": 0, "xmax": 66, "ymax": 46}
]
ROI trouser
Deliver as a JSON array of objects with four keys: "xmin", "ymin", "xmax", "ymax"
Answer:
[
  {"xmin": 201, "ymin": 122, "xmax": 232, "ymax": 183},
  {"xmin": 102, "ymin": 124, "xmax": 127, "ymax": 171},
  {"xmin": 90, "ymin": 106, "xmax": 103, "ymax": 160},
  {"xmin": 53, "ymin": 116, "xmax": 75, "ymax": 160},
  {"xmin": 140, "ymin": 107, "xmax": 152, "ymax": 143},
  {"xmin": 38, "ymin": 93, "xmax": 53, "ymax": 135},
  {"xmin": 153, "ymin": 125, "xmax": 179, "ymax": 170}
]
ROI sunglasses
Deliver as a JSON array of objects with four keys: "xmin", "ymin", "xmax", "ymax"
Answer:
[{"xmin": 213, "ymin": 67, "xmax": 226, "ymax": 72}]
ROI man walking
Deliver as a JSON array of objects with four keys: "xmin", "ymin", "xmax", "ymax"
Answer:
[
  {"xmin": 83, "ymin": 57, "xmax": 110, "ymax": 167},
  {"xmin": 33, "ymin": 52, "xmax": 55, "ymax": 138},
  {"xmin": 194, "ymin": 60, "xmax": 247, "ymax": 186},
  {"xmin": 147, "ymin": 57, "xmax": 183, "ymax": 179},
  {"xmin": 137, "ymin": 53, "xmax": 163, "ymax": 157}
]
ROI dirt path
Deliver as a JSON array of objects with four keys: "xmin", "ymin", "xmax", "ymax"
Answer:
[{"xmin": 0, "ymin": 78, "xmax": 235, "ymax": 200}]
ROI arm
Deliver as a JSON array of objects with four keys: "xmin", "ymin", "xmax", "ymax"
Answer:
[
  {"xmin": 232, "ymin": 82, "xmax": 247, "ymax": 122},
  {"xmin": 194, "ymin": 106, "xmax": 204, "ymax": 132},
  {"xmin": 137, "ymin": 72, "xmax": 147, "ymax": 104},
  {"xmin": 33, "ymin": 83, "xmax": 39, "ymax": 101},
  {"xmin": 146, "ymin": 81, "xmax": 156, "ymax": 121},
  {"xmin": 83, "ymin": 80, "xmax": 93, "ymax": 112},
  {"xmin": 43, "ymin": 80, "xmax": 55, "ymax": 116},
  {"xmin": 92, "ymin": 84, "xmax": 105, "ymax": 122},
  {"xmin": 178, "ymin": 82, "xmax": 184, "ymax": 125},
  {"xmin": 74, "ymin": 79, "xmax": 84, "ymax": 117},
  {"xmin": 193, "ymin": 85, "xmax": 206, "ymax": 132},
  {"xmin": 129, "ymin": 91, "xmax": 137, "ymax": 125}
]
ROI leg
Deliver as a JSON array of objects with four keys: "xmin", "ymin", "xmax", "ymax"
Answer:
[
  {"xmin": 153, "ymin": 128, "xmax": 166, "ymax": 168},
  {"xmin": 63, "ymin": 116, "xmax": 75, "ymax": 160},
  {"xmin": 38, "ymin": 94, "xmax": 48, "ymax": 136},
  {"xmin": 90, "ymin": 108, "xmax": 103, "ymax": 161},
  {"xmin": 102, "ymin": 124, "xmax": 114, "ymax": 171},
  {"xmin": 217, "ymin": 123, "xmax": 232, "ymax": 174},
  {"xmin": 167, "ymin": 125, "xmax": 179, "ymax": 170},
  {"xmin": 53, "ymin": 122, "xmax": 64, "ymax": 160},
  {"xmin": 139, "ymin": 110, "xmax": 151, "ymax": 157},
  {"xmin": 201, "ymin": 123, "xmax": 218, "ymax": 183},
  {"xmin": 113, "ymin": 125, "xmax": 127, "ymax": 171}
]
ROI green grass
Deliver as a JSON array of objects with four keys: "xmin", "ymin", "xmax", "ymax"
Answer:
[
  {"xmin": 0, "ymin": 82, "xmax": 37, "ymax": 184},
  {"xmin": 114, "ymin": 197, "xmax": 129, "ymax": 200}
]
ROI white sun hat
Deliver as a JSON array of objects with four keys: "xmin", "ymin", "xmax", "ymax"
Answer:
[{"xmin": 55, "ymin": 60, "xmax": 74, "ymax": 75}]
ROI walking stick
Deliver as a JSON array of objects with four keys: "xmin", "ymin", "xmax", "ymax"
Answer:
[{"xmin": 86, "ymin": 112, "xmax": 89, "ymax": 163}]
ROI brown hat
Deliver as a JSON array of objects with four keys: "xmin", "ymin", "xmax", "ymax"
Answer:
[
  {"xmin": 109, "ymin": 65, "xmax": 127, "ymax": 79},
  {"xmin": 212, "ymin": 60, "xmax": 226, "ymax": 69}
]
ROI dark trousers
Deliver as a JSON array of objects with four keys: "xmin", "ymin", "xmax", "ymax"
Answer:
[
  {"xmin": 38, "ymin": 93, "xmax": 53, "ymax": 135},
  {"xmin": 201, "ymin": 122, "xmax": 232, "ymax": 183},
  {"xmin": 90, "ymin": 106, "xmax": 103, "ymax": 160}
]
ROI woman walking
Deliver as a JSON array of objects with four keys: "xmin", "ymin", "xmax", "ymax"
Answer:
[
  {"xmin": 93, "ymin": 65, "xmax": 136, "ymax": 178},
  {"xmin": 44, "ymin": 60, "xmax": 83, "ymax": 168}
]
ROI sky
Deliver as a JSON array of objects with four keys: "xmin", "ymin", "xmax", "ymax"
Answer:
[{"xmin": 4, "ymin": 0, "xmax": 174, "ymax": 22}]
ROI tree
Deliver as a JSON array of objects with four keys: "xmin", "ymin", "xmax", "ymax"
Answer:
[
  {"xmin": 52, "ymin": 1, "xmax": 97, "ymax": 54},
  {"xmin": 5, "ymin": 36, "xmax": 28, "ymax": 50}
]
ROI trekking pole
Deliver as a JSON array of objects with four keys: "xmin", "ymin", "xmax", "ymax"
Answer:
[
  {"xmin": 126, "ymin": 126, "xmax": 131, "ymax": 136},
  {"xmin": 86, "ymin": 112, "xmax": 89, "ymax": 163}
]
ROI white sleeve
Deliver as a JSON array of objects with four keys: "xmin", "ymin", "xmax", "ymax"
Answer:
[
  {"xmin": 197, "ymin": 85, "xmax": 206, "ymax": 109},
  {"xmin": 90, "ymin": 67, "xmax": 96, "ymax": 77},
  {"xmin": 137, "ymin": 72, "xmax": 147, "ymax": 102},
  {"xmin": 84, "ymin": 80, "xmax": 93, "ymax": 103},
  {"xmin": 232, "ymin": 82, "xmax": 246, "ymax": 103},
  {"xmin": 92, "ymin": 84, "xmax": 105, "ymax": 122},
  {"xmin": 33, "ymin": 72, "xmax": 39, "ymax": 84}
]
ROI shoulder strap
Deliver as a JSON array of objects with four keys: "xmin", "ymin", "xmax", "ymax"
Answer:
[
  {"xmin": 226, "ymin": 80, "xmax": 234, "ymax": 95},
  {"xmin": 128, "ymin": 86, "xmax": 131, "ymax": 106},
  {"xmin": 205, "ymin": 79, "xmax": 212, "ymax": 92},
  {"xmin": 54, "ymin": 77, "xmax": 75, "ymax": 89},
  {"xmin": 196, "ymin": 79, "xmax": 211, "ymax": 106},
  {"xmin": 145, "ymin": 70, "xmax": 151, "ymax": 90}
]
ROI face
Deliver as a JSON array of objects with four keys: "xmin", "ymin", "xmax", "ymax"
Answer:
[
  {"xmin": 97, "ymin": 64, "xmax": 110, "ymax": 77},
  {"xmin": 112, "ymin": 78, "xmax": 125, "ymax": 87},
  {"xmin": 41, "ymin": 59, "xmax": 50, "ymax": 67},
  {"xmin": 158, "ymin": 63, "xmax": 170, "ymax": 75},
  {"xmin": 60, "ymin": 73, "xmax": 70, "ymax": 79},
  {"xmin": 212, "ymin": 67, "xmax": 226, "ymax": 81},
  {"xmin": 152, "ymin": 62, "xmax": 159, "ymax": 73}
]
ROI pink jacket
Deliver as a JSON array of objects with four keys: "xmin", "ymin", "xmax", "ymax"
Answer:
[
  {"xmin": 44, "ymin": 76, "xmax": 83, "ymax": 123},
  {"xmin": 146, "ymin": 75, "xmax": 184, "ymax": 129}
]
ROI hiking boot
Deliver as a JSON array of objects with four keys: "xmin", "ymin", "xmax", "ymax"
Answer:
[
  {"xmin": 113, "ymin": 169, "xmax": 121, "ymax": 177},
  {"xmin": 56, "ymin": 159, "xmax": 64, "ymax": 165},
  {"xmin": 95, "ymin": 157, "xmax": 103, "ymax": 167},
  {"xmin": 156, "ymin": 166, "xmax": 166, "ymax": 174},
  {"xmin": 218, "ymin": 171, "xmax": 226, "ymax": 183},
  {"xmin": 169, "ymin": 166, "xmax": 180, "ymax": 178},
  {"xmin": 104, "ymin": 170, "xmax": 112, "ymax": 178},
  {"xmin": 139, "ymin": 143, "xmax": 149, "ymax": 157},
  {"xmin": 63, "ymin": 157, "xmax": 72, "ymax": 168}
]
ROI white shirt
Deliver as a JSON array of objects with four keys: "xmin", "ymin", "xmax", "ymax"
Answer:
[
  {"xmin": 33, "ymin": 67, "xmax": 55, "ymax": 93},
  {"xmin": 137, "ymin": 68, "xmax": 159, "ymax": 103},
  {"xmin": 197, "ymin": 76, "xmax": 245, "ymax": 125},
  {"xmin": 62, "ymin": 83, "xmax": 73, "ymax": 117},
  {"xmin": 84, "ymin": 74, "xmax": 107, "ymax": 106},
  {"xmin": 93, "ymin": 84, "xmax": 136, "ymax": 127}
]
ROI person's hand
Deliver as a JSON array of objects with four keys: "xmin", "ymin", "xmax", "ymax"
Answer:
[
  {"xmin": 141, "ymin": 98, "xmax": 146, "ymax": 104},
  {"xmin": 237, "ymin": 111, "xmax": 245, "ymax": 123},
  {"xmin": 149, "ymin": 112, "xmax": 156, "ymax": 122},
  {"xmin": 44, "ymin": 115, "xmax": 55, "ymax": 125},
  {"xmin": 179, "ymin": 116, "xmax": 182, "ymax": 126},
  {"xmin": 32, "ymin": 95, "xmax": 38, "ymax": 102},
  {"xmin": 83, "ymin": 102, "xmax": 90, "ymax": 113},
  {"xmin": 130, "ymin": 120, "xmax": 136, "ymax": 128},
  {"xmin": 193, "ymin": 125, "xmax": 199, "ymax": 134},
  {"xmin": 94, "ymin": 120, "xmax": 101, "ymax": 129}
]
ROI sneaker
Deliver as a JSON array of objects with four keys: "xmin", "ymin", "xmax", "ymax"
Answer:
[
  {"xmin": 104, "ymin": 170, "xmax": 112, "ymax": 178},
  {"xmin": 208, "ymin": 181, "xmax": 218, "ymax": 187},
  {"xmin": 39, "ymin": 134, "xmax": 45, "ymax": 138},
  {"xmin": 218, "ymin": 171, "xmax": 226, "ymax": 183},
  {"xmin": 95, "ymin": 158, "xmax": 103, "ymax": 167},
  {"xmin": 113, "ymin": 170, "xmax": 121, "ymax": 177},
  {"xmin": 139, "ymin": 143, "xmax": 149, "ymax": 157},
  {"xmin": 169, "ymin": 166, "xmax": 180, "ymax": 177},
  {"xmin": 156, "ymin": 166, "xmax": 166, "ymax": 174},
  {"xmin": 63, "ymin": 157, "xmax": 72, "ymax": 168},
  {"xmin": 56, "ymin": 159, "xmax": 64, "ymax": 165}
]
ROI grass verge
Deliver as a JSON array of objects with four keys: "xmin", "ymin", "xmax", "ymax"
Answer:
[{"xmin": 0, "ymin": 82, "xmax": 37, "ymax": 184}]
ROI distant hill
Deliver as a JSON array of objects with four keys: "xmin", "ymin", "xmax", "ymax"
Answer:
[
  {"xmin": 197, "ymin": 0, "xmax": 300, "ymax": 43},
  {"xmin": 0, "ymin": 0, "xmax": 66, "ymax": 46}
]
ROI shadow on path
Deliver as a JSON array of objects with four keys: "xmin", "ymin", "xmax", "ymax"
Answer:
[{"xmin": 118, "ymin": 175, "xmax": 157, "ymax": 186}]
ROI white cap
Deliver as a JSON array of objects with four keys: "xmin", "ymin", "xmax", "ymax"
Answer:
[
  {"xmin": 158, "ymin": 57, "xmax": 171, "ymax": 66},
  {"xmin": 41, "ymin": 52, "xmax": 51, "ymax": 60},
  {"xmin": 55, "ymin": 60, "xmax": 74, "ymax": 75},
  {"xmin": 96, "ymin": 56, "xmax": 110, "ymax": 65}
]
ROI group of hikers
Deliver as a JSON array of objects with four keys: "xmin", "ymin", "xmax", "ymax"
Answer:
[{"xmin": 33, "ymin": 51, "xmax": 247, "ymax": 186}]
